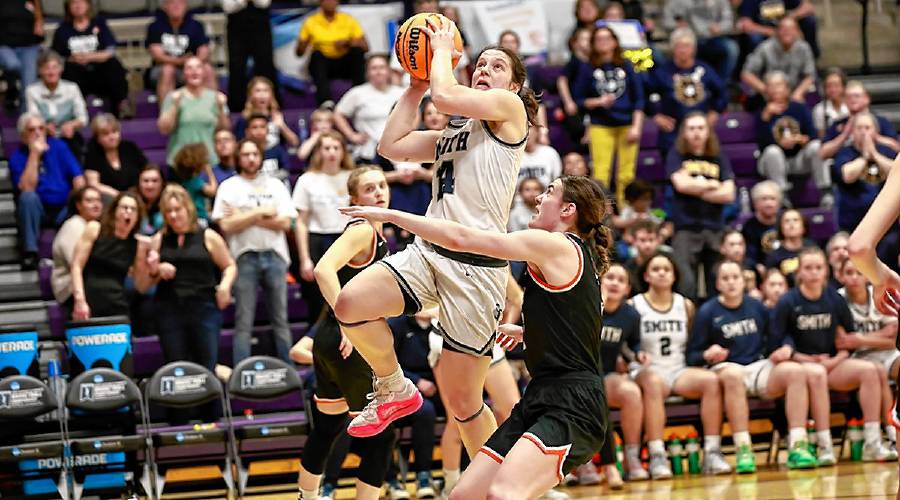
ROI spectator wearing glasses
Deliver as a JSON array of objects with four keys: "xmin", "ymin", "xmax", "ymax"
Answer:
[{"xmin": 10, "ymin": 113, "xmax": 85, "ymax": 270}]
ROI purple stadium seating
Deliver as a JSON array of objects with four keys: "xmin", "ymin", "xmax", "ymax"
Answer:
[
  {"xmin": 38, "ymin": 263, "xmax": 52, "ymax": 300},
  {"xmin": 716, "ymin": 112, "xmax": 756, "ymax": 144},
  {"xmin": 636, "ymin": 149, "xmax": 665, "ymax": 182},
  {"xmin": 145, "ymin": 148, "xmax": 167, "ymax": 166},
  {"xmin": 547, "ymin": 123, "xmax": 573, "ymax": 154},
  {"xmin": 39, "ymin": 228, "xmax": 55, "ymax": 259},
  {"xmin": 721, "ymin": 143, "xmax": 759, "ymax": 177},
  {"xmin": 789, "ymin": 176, "xmax": 822, "ymax": 208},
  {"xmin": 800, "ymin": 207, "xmax": 837, "ymax": 242},
  {"xmin": 640, "ymin": 120, "xmax": 659, "ymax": 149}
]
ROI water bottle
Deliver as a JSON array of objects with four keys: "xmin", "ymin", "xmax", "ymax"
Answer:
[
  {"xmin": 739, "ymin": 186, "xmax": 752, "ymax": 216},
  {"xmin": 807, "ymin": 420, "xmax": 818, "ymax": 458},
  {"xmin": 297, "ymin": 116, "xmax": 309, "ymax": 143},
  {"xmin": 848, "ymin": 419, "xmax": 864, "ymax": 461},
  {"xmin": 47, "ymin": 359, "xmax": 63, "ymax": 421},
  {"xmin": 614, "ymin": 433, "xmax": 624, "ymax": 475},
  {"xmin": 685, "ymin": 433, "xmax": 702, "ymax": 474},
  {"xmin": 668, "ymin": 435, "xmax": 684, "ymax": 476}
]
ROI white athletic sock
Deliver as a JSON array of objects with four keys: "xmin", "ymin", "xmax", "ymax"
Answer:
[
  {"xmin": 817, "ymin": 429, "xmax": 833, "ymax": 450},
  {"xmin": 648, "ymin": 439, "xmax": 666, "ymax": 455},
  {"xmin": 733, "ymin": 431, "xmax": 752, "ymax": 448},
  {"xmin": 625, "ymin": 444, "xmax": 641, "ymax": 463},
  {"xmin": 704, "ymin": 435, "xmax": 721, "ymax": 453},
  {"xmin": 443, "ymin": 469, "xmax": 460, "ymax": 491},
  {"xmin": 887, "ymin": 425, "xmax": 897, "ymax": 443},
  {"xmin": 864, "ymin": 421, "xmax": 882, "ymax": 446},
  {"xmin": 788, "ymin": 427, "xmax": 807, "ymax": 447},
  {"xmin": 377, "ymin": 366, "xmax": 406, "ymax": 392},
  {"xmin": 298, "ymin": 488, "xmax": 318, "ymax": 500}
]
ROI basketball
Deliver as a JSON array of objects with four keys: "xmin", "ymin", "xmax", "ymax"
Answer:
[{"xmin": 394, "ymin": 12, "xmax": 464, "ymax": 81}]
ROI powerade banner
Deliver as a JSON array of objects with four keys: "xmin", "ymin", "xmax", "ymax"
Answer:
[
  {"xmin": 0, "ymin": 331, "xmax": 39, "ymax": 377},
  {"xmin": 66, "ymin": 323, "xmax": 132, "ymax": 377},
  {"xmin": 21, "ymin": 452, "xmax": 126, "ymax": 495}
]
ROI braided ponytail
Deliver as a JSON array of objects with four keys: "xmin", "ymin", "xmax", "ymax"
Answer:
[{"xmin": 559, "ymin": 176, "xmax": 613, "ymax": 276}]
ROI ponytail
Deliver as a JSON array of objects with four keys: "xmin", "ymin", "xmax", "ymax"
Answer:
[
  {"xmin": 559, "ymin": 175, "xmax": 613, "ymax": 276},
  {"xmin": 588, "ymin": 224, "xmax": 613, "ymax": 276},
  {"xmin": 518, "ymin": 86, "xmax": 542, "ymax": 127}
]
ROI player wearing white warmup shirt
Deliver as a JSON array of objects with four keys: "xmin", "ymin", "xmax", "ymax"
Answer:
[{"xmin": 629, "ymin": 252, "xmax": 730, "ymax": 479}]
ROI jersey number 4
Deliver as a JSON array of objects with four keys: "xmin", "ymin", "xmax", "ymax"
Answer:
[{"xmin": 436, "ymin": 160, "xmax": 456, "ymax": 199}]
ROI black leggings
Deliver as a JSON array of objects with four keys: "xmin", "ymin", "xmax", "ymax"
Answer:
[{"xmin": 62, "ymin": 58, "xmax": 129, "ymax": 111}]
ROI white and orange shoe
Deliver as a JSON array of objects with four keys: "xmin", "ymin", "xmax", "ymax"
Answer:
[{"xmin": 348, "ymin": 377, "xmax": 423, "ymax": 438}]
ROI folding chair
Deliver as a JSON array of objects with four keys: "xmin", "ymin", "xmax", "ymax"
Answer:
[
  {"xmin": 144, "ymin": 361, "xmax": 234, "ymax": 499},
  {"xmin": 64, "ymin": 368, "xmax": 154, "ymax": 500},
  {"xmin": 226, "ymin": 356, "xmax": 308, "ymax": 498},
  {"xmin": 0, "ymin": 375, "xmax": 70, "ymax": 499}
]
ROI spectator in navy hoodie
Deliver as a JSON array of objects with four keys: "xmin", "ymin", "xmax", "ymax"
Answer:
[
  {"xmin": 832, "ymin": 112, "xmax": 899, "ymax": 232},
  {"xmin": 52, "ymin": 0, "xmax": 130, "ymax": 117},
  {"xmin": 666, "ymin": 111, "xmax": 735, "ymax": 299},
  {"xmin": 570, "ymin": 26, "xmax": 644, "ymax": 208},
  {"xmin": 387, "ymin": 313, "xmax": 439, "ymax": 498},
  {"xmin": 756, "ymin": 71, "xmax": 831, "ymax": 208},
  {"xmin": 145, "ymin": 0, "xmax": 215, "ymax": 103},
  {"xmin": 647, "ymin": 28, "xmax": 726, "ymax": 156}
]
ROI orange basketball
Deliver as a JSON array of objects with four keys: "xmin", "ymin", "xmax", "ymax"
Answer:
[{"xmin": 394, "ymin": 12, "xmax": 463, "ymax": 81}]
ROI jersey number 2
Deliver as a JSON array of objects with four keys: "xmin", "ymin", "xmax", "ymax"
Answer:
[
  {"xmin": 436, "ymin": 160, "xmax": 455, "ymax": 199},
  {"xmin": 660, "ymin": 337, "xmax": 671, "ymax": 356}
]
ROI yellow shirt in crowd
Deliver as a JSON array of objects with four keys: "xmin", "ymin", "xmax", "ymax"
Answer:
[{"xmin": 298, "ymin": 11, "xmax": 364, "ymax": 59}]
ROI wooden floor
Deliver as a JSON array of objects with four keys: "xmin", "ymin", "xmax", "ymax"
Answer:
[{"xmin": 228, "ymin": 461, "xmax": 900, "ymax": 500}]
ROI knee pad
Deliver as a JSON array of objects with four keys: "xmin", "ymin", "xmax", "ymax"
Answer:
[
  {"xmin": 355, "ymin": 429, "xmax": 396, "ymax": 487},
  {"xmin": 453, "ymin": 402, "xmax": 487, "ymax": 424},
  {"xmin": 300, "ymin": 407, "xmax": 350, "ymax": 475}
]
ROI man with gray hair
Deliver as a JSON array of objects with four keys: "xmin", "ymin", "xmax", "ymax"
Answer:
[
  {"xmin": 9, "ymin": 112, "xmax": 84, "ymax": 270},
  {"xmin": 741, "ymin": 179, "xmax": 781, "ymax": 273},
  {"xmin": 755, "ymin": 71, "xmax": 830, "ymax": 208},
  {"xmin": 662, "ymin": 0, "xmax": 739, "ymax": 83},
  {"xmin": 741, "ymin": 17, "xmax": 816, "ymax": 104}
]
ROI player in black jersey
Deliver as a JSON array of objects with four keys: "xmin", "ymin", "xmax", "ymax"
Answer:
[
  {"xmin": 342, "ymin": 175, "xmax": 611, "ymax": 500},
  {"xmin": 297, "ymin": 167, "xmax": 396, "ymax": 500}
]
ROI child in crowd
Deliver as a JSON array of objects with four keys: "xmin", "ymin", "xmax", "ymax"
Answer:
[
  {"xmin": 171, "ymin": 143, "xmax": 217, "ymax": 224},
  {"xmin": 235, "ymin": 76, "xmax": 299, "ymax": 148},
  {"xmin": 562, "ymin": 152, "xmax": 590, "ymax": 177},
  {"xmin": 298, "ymin": 107, "xmax": 336, "ymax": 162},
  {"xmin": 508, "ymin": 177, "xmax": 544, "ymax": 232},
  {"xmin": 245, "ymin": 113, "xmax": 291, "ymax": 178},
  {"xmin": 613, "ymin": 179, "xmax": 665, "ymax": 231},
  {"xmin": 760, "ymin": 268, "xmax": 789, "ymax": 309},
  {"xmin": 622, "ymin": 219, "xmax": 667, "ymax": 293}
]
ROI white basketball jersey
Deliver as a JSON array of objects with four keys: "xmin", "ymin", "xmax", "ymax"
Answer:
[
  {"xmin": 632, "ymin": 293, "xmax": 689, "ymax": 372},
  {"xmin": 426, "ymin": 119, "xmax": 525, "ymax": 233},
  {"xmin": 839, "ymin": 285, "xmax": 898, "ymax": 357}
]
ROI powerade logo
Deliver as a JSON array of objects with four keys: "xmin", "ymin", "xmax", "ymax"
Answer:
[
  {"xmin": 35, "ymin": 454, "xmax": 109, "ymax": 469},
  {"xmin": 0, "ymin": 340, "xmax": 35, "ymax": 352},
  {"xmin": 71, "ymin": 333, "xmax": 128, "ymax": 346}
]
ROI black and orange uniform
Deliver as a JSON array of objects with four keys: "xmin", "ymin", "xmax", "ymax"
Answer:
[
  {"xmin": 480, "ymin": 233, "xmax": 608, "ymax": 483},
  {"xmin": 311, "ymin": 218, "xmax": 388, "ymax": 411},
  {"xmin": 301, "ymin": 218, "xmax": 393, "ymax": 487}
]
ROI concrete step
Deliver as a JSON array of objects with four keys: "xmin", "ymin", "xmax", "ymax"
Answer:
[
  {"xmin": 0, "ymin": 266, "xmax": 41, "ymax": 301},
  {"xmin": 0, "ymin": 300, "xmax": 49, "ymax": 334},
  {"xmin": 851, "ymin": 75, "xmax": 900, "ymax": 105},
  {"xmin": 0, "ymin": 193, "xmax": 14, "ymax": 228},
  {"xmin": 872, "ymin": 103, "xmax": 900, "ymax": 131},
  {"xmin": 0, "ymin": 227, "xmax": 18, "ymax": 264},
  {"xmin": 0, "ymin": 162, "xmax": 10, "ymax": 194}
]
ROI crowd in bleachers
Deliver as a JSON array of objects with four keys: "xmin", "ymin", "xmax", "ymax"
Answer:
[{"xmin": 2, "ymin": 0, "xmax": 900, "ymax": 498}]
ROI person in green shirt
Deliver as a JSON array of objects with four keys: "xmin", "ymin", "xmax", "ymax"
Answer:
[{"xmin": 157, "ymin": 56, "xmax": 230, "ymax": 166}]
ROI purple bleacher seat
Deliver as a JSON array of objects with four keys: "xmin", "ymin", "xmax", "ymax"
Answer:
[
  {"xmin": 145, "ymin": 149, "xmax": 167, "ymax": 167},
  {"xmin": 541, "ymin": 94, "xmax": 561, "ymax": 111},
  {"xmin": 133, "ymin": 91, "xmax": 159, "ymax": 119},
  {"xmin": 38, "ymin": 262, "xmax": 52, "ymax": 300},
  {"xmin": 636, "ymin": 149, "xmax": 665, "ymax": 182},
  {"xmin": 640, "ymin": 120, "xmax": 659, "ymax": 149},
  {"xmin": 330, "ymin": 80, "xmax": 353, "ymax": 103},
  {"xmin": 127, "ymin": 131, "xmax": 168, "ymax": 150},
  {"xmin": 715, "ymin": 112, "xmax": 756, "ymax": 144},
  {"xmin": 288, "ymin": 154, "xmax": 305, "ymax": 174},
  {"xmin": 220, "ymin": 283, "xmax": 307, "ymax": 327},
  {"xmin": 46, "ymin": 302, "xmax": 67, "ymax": 339},
  {"xmin": 721, "ymin": 143, "xmax": 759, "ymax": 177},
  {"xmin": 548, "ymin": 123, "xmax": 573, "ymax": 155},
  {"xmin": 2, "ymin": 127, "xmax": 20, "ymax": 158},
  {"xmin": 39, "ymin": 228, "xmax": 55, "ymax": 259},
  {"xmin": 799, "ymin": 207, "xmax": 836, "ymax": 242},
  {"xmin": 733, "ymin": 176, "xmax": 761, "ymax": 192},
  {"xmin": 805, "ymin": 90, "xmax": 821, "ymax": 109},
  {"xmin": 282, "ymin": 90, "xmax": 317, "ymax": 111},
  {"xmin": 789, "ymin": 176, "xmax": 821, "ymax": 208}
]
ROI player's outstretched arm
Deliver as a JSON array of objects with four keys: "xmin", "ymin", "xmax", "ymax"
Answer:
[
  {"xmin": 378, "ymin": 78, "xmax": 442, "ymax": 163},
  {"xmin": 339, "ymin": 206, "xmax": 569, "ymax": 269},
  {"xmin": 424, "ymin": 18, "xmax": 525, "ymax": 126},
  {"xmin": 849, "ymin": 153, "xmax": 900, "ymax": 314}
]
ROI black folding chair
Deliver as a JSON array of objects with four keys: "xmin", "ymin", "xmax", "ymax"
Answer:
[
  {"xmin": 64, "ymin": 368, "xmax": 154, "ymax": 500},
  {"xmin": 226, "ymin": 356, "xmax": 308, "ymax": 498},
  {"xmin": 144, "ymin": 361, "xmax": 234, "ymax": 499},
  {"xmin": 0, "ymin": 375, "xmax": 70, "ymax": 499}
]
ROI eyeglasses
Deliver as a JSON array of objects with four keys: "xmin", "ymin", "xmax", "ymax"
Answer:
[
  {"xmin": 27, "ymin": 126, "xmax": 45, "ymax": 132},
  {"xmin": 117, "ymin": 205, "xmax": 138, "ymax": 213}
]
